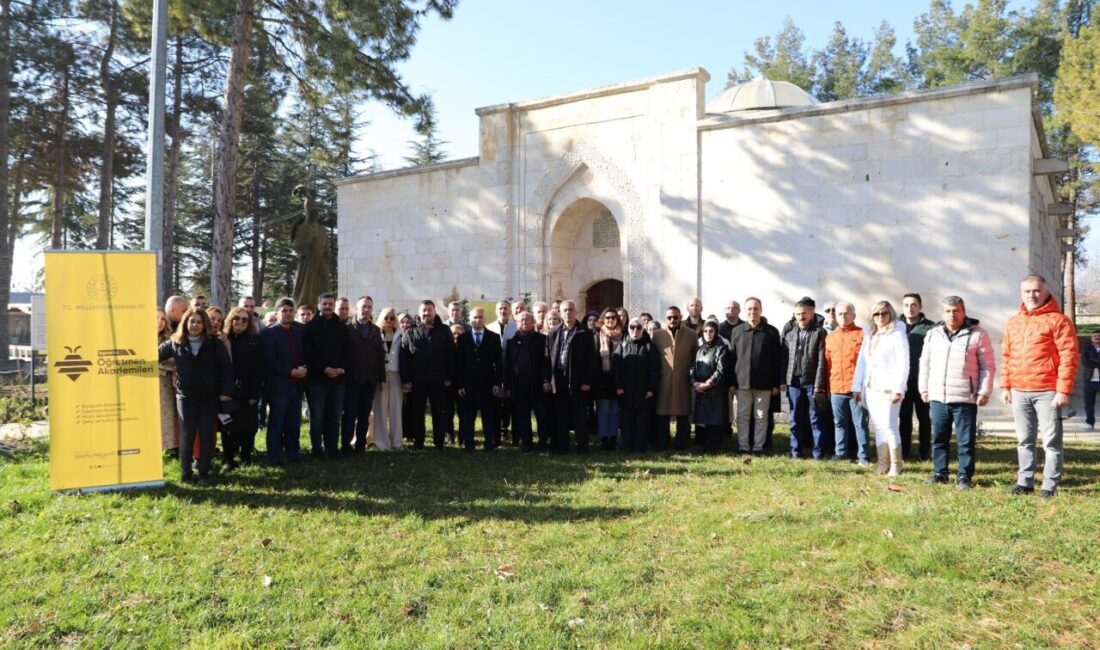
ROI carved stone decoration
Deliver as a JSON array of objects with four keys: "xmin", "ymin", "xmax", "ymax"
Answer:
[
  {"xmin": 592, "ymin": 209, "xmax": 620, "ymax": 248},
  {"xmin": 525, "ymin": 141, "xmax": 645, "ymax": 314}
]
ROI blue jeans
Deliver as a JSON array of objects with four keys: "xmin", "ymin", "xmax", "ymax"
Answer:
[
  {"xmin": 307, "ymin": 381, "xmax": 346, "ymax": 458},
  {"xmin": 831, "ymin": 393, "xmax": 869, "ymax": 461},
  {"xmin": 786, "ymin": 376, "xmax": 823, "ymax": 458},
  {"xmin": 596, "ymin": 398, "xmax": 622, "ymax": 439},
  {"xmin": 930, "ymin": 401, "xmax": 977, "ymax": 481},
  {"xmin": 266, "ymin": 386, "xmax": 303, "ymax": 463}
]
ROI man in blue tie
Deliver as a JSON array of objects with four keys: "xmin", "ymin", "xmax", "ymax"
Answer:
[{"xmin": 456, "ymin": 307, "xmax": 503, "ymax": 450}]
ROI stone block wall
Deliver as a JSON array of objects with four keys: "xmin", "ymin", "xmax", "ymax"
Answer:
[
  {"xmin": 698, "ymin": 85, "xmax": 1036, "ymax": 355},
  {"xmin": 335, "ymin": 160, "xmax": 504, "ymax": 312}
]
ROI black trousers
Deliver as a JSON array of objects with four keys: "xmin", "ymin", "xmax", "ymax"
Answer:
[
  {"xmin": 443, "ymin": 386, "xmax": 461, "ymax": 442},
  {"xmin": 460, "ymin": 388, "xmax": 499, "ymax": 450},
  {"xmin": 621, "ymin": 401, "xmax": 654, "ymax": 452},
  {"xmin": 498, "ymin": 396, "xmax": 513, "ymax": 443},
  {"xmin": 814, "ymin": 392, "xmax": 835, "ymax": 456},
  {"xmin": 222, "ymin": 405, "xmax": 259, "ymax": 463},
  {"xmin": 512, "ymin": 390, "xmax": 546, "ymax": 452},
  {"xmin": 553, "ymin": 377, "xmax": 590, "ymax": 453},
  {"xmin": 540, "ymin": 391, "xmax": 557, "ymax": 452},
  {"xmin": 407, "ymin": 380, "xmax": 449, "ymax": 449},
  {"xmin": 698, "ymin": 423, "xmax": 725, "ymax": 454},
  {"xmin": 341, "ymin": 380, "xmax": 377, "ymax": 452},
  {"xmin": 177, "ymin": 395, "xmax": 217, "ymax": 478},
  {"xmin": 900, "ymin": 386, "xmax": 931, "ymax": 460},
  {"xmin": 657, "ymin": 415, "xmax": 690, "ymax": 450}
]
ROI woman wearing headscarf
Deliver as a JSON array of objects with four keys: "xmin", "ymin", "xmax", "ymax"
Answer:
[
  {"xmin": 691, "ymin": 320, "xmax": 730, "ymax": 454},
  {"xmin": 852, "ymin": 300, "xmax": 910, "ymax": 477},
  {"xmin": 158, "ymin": 307, "xmax": 233, "ymax": 484},
  {"xmin": 613, "ymin": 317, "xmax": 660, "ymax": 452},
  {"xmin": 156, "ymin": 308, "xmax": 180, "ymax": 456},
  {"xmin": 594, "ymin": 308, "xmax": 624, "ymax": 450},
  {"xmin": 397, "ymin": 311, "xmax": 416, "ymax": 446},
  {"xmin": 222, "ymin": 306, "xmax": 264, "ymax": 468}
]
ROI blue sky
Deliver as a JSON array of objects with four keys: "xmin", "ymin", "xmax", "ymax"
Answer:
[{"xmin": 358, "ymin": 0, "xmax": 940, "ymax": 168}]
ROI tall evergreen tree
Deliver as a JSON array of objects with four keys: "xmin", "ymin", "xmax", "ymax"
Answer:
[
  {"xmin": 403, "ymin": 98, "xmax": 447, "ymax": 166},
  {"xmin": 726, "ymin": 17, "xmax": 816, "ymax": 91},
  {"xmin": 813, "ymin": 22, "xmax": 868, "ymax": 101},
  {"xmin": 205, "ymin": 0, "xmax": 457, "ymax": 309}
]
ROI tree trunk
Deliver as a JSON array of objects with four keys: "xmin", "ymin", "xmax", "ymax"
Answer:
[
  {"xmin": 51, "ymin": 67, "xmax": 70, "ymax": 250},
  {"xmin": 162, "ymin": 35, "xmax": 183, "ymax": 298},
  {"xmin": 1063, "ymin": 176, "xmax": 1078, "ymax": 324},
  {"xmin": 0, "ymin": 0, "xmax": 12, "ymax": 361},
  {"xmin": 211, "ymin": 0, "xmax": 254, "ymax": 309},
  {"xmin": 95, "ymin": 0, "xmax": 118, "ymax": 249},
  {"xmin": 250, "ymin": 169, "xmax": 262, "ymax": 300}
]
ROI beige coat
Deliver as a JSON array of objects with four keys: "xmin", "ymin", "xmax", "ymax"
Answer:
[{"xmin": 653, "ymin": 326, "xmax": 698, "ymax": 415}]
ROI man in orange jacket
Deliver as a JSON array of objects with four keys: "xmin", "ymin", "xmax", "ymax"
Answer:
[{"xmin": 1001, "ymin": 275, "xmax": 1079, "ymax": 498}]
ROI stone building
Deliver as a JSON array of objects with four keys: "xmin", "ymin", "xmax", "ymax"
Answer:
[{"xmin": 336, "ymin": 69, "xmax": 1065, "ymax": 345}]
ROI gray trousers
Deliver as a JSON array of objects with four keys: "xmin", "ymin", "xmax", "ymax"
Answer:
[{"xmin": 1011, "ymin": 389, "xmax": 1064, "ymax": 491}]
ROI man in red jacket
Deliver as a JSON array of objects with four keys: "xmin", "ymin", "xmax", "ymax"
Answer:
[{"xmin": 1001, "ymin": 275, "xmax": 1079, "ymax": 498}]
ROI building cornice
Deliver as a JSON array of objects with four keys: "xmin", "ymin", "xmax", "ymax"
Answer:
[{"xmin": 697, "ymin": 74, "xmax": 1040, "ymax": 131}]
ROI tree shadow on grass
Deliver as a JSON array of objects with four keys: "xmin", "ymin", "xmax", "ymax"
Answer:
[
  {"xmin": 144, "ymin": 449, "xmax": 655, "ymax": 523},
  {"xmin": 107, "ymin": 430, "xmax": 1100, "ymax": 519}
]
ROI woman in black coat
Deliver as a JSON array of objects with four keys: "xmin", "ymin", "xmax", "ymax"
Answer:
[
  {"xmin": 222, "ymin": 306, "xmax": 264, "ymax": 469},
  {"xmin": 158, "ymin": 307, "xmax": 233, "ymax": 484},
  {"xmin": 691, "ymin": 320, "xmax": 730, "ymax": 454},
  {"xmin": 613, "ymin": 318, "xmax": 660, "ymax": 452}
]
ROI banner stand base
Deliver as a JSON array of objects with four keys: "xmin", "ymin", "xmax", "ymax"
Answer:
[{"xmin": 58, "ymin": 480, "xmax": 166, "ymax": 494}]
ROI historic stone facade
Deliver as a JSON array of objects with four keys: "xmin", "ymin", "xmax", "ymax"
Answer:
[{"xmin": 336, "ymin": 69, "xmax": 1063, "ymax": 350}]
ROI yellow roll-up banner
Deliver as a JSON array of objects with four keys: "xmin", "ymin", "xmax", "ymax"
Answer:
[{"xmin": 46, "ymin": 251, "xmax": 164, "ymax": 491}]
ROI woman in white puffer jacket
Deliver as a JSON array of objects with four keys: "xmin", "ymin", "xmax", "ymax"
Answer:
[{"xmin": 852, "ymin": 300, "xmax": 910, "ymax": 477}]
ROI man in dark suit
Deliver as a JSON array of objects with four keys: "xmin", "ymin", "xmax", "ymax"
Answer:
[
  {"xmin": 400, "ymin": 300, "xmax": 455, "ymax": 449},
  {"xmin": 455, "ymin": 306, "xmax": 502, "ymax": 451},
  {"xmin": 504, "ymin": 311, "xmax": 551, "ymax": 453},
  {"xmin": 260, "ymin": 298, "xmax": 306, "ymax": 465},
  {"xmin": 548, "ymin": 299, "xmax": 597, "ymax": 454},
  {"xmin": 342, "ymin": 296, "xmax": 386, "ymax": 453}
]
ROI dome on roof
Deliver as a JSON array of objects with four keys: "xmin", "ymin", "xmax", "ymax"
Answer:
[{"xmin": 706, "ymin": 75, "xmax": 817, "ymax": 113}]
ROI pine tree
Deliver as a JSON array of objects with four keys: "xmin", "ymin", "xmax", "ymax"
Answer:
[
  {"xmin": 813, "ymin": 22, "xmax": 868, "ymax": 101},
  {"xmin": 206, "ymin": 0, "xmax": 457, "ymax": 309},
  {"xmin": 404, "ymin": 98, "xmax": 448, "ymax": 166},
  {"xmin": 726, "ymin": 16, "xmax": 815, "ymax": 90}
]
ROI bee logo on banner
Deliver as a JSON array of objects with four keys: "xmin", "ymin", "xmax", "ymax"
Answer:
[{"xmin": 45, "ymin": 252, "xmax": 164, "ymax": 492}]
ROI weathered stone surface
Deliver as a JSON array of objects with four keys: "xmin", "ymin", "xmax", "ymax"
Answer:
[{"xmin": 337, "ymin": 71, "xmax": 1059, "ymax": 384}]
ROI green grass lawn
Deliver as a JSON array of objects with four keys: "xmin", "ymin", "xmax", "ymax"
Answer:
[{"xmin": 2, "ymin": 428, "xmax": 1099, "ymax": 648}]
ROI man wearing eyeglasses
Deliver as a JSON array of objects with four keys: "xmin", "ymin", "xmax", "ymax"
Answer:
[{"xmin": 653, "ymin": 306, "xmax": 698, "ymax": 450}]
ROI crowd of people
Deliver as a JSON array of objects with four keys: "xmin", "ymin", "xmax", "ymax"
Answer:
[{"xmin": 155, "ymin": 274, "xmax": 1079, "ymax": 498}]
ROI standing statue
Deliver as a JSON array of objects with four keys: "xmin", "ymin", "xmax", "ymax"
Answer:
[{"xmin": 291, "ymin": 184, "xmax": 330, "ymax": 309}]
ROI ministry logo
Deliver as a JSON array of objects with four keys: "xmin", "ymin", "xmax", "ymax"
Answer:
[
  {"xmin": 85, "ymin": 274, "xmax": 119, "ymax": 302},
  {"xmin": 54, "ymin": 345, "xmax": 93, "ymax": 382}
]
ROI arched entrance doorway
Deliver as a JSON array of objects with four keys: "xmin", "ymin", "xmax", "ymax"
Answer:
[
  {"xmin": 547, "ymin": 197, "xmax": 623, "ymax": 308},
  {"xmin": 584, "ymin": 279, "xmax": 623, "ymax": 314}
]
